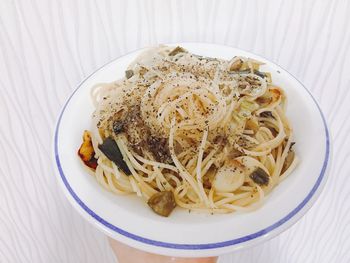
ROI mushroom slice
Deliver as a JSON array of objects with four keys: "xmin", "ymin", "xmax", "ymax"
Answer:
[{"xmin": 147, "ymin": 191, "xmax": 176, "ymax": 217}]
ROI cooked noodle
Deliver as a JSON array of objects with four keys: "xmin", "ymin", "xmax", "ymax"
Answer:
[{"xmin": 78, "ymin": 45, "xmax": 298, "ymax": 216}]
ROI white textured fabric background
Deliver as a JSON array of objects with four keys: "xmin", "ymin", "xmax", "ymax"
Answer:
[{"xmin": 0, "ymin": 0, "xmax": 349, "ymax": 262}]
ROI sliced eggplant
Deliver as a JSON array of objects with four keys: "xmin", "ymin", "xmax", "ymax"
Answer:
[
  {"xmin": 254, "ymin": 70, "xmax": 266, "ymax": 79},
  {"xmin": 147, "ymin": 191, "xmax": 176, "ymax": 217},
  {"xmin": 229, "ymin": 58, "xmax": 243, "ymax": 71},
  {"xmin": 229, "ymin": 69, "xmax": 269, "ymax": 79},
  {"xmin": 169, "ymin": 46, "xmax": 186, "ymax": 56},
  {"xmin": 229, "ymin": 69, "xmax": 250, "ymax": 75},
  {"xmin": 259, "ymin": 111, "xmax": 274, "ymax": 119},
  {"xmin": 202, "ymin": 166, "xmax": 217, "ymax": 189},
  {"xmin": 290, "ymin": 142, "xmax": 296, "ymax": 150},
  {"xmin": 249, "ymin": 167, "xmax": 269, "ymax": 186},
  {"xmin": 192, "ymin": 54, "xmax": 219, "ymax": 61},
  {"xmin": 98, "ymin": 137, "xmax": 131, "ymax": 175},
  {"xmin": 125, "ymin": 70, "xmax": 134, "ymax": 79},
  {"xmin": 78, "ymin": 130, "xmax": 98, "ymax": 170},
  {"xmin": 282, "ymin": 150, "xmax": 295, "ymax": 174}
]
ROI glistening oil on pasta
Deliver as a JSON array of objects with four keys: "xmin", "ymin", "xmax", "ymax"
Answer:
[{"xmin": 77, "ymin": 45, "xmax": 298, "ymax": 217}]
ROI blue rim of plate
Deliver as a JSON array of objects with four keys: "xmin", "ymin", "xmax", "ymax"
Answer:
[{"xmin": 54, "ymin": 45, "xmax": 330, "ymax": 250}]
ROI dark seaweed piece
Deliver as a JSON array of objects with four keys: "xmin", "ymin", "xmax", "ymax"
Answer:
[
  {"xmin": 169, "ymin": 46, "xmax": 186, "ymax": 56},
  {"xmin": 113, "ymin": 121, "xmax": 124, "ymax": 134},
  {"xmin": 125, "ymin": 70, "xmax": 134, "ymax": 79},
  {"xmin": 147, "ymin": 191, "xmax": 176, "ymax": 217},
  {"xmin": 250, "ymin": 167, "xmax": 269, "ymax": 186},
  {"xmin": 98, "ymin": 137, "xmax": 131, "ymax": 175}
]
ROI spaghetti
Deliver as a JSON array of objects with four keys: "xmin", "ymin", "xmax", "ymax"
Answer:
[{"xmin": 78, "ymin": 45, "xmax": 298, "ymax": 217}]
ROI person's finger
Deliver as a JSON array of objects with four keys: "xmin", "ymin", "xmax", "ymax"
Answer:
[{"xmin": 108, "ymin": 238, "xmax": 218, "ymax": 263}]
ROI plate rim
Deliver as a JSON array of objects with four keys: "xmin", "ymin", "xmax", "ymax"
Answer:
[{"xmin": 53, "ymin": 42, "xmax": 331, "ymax": 254}]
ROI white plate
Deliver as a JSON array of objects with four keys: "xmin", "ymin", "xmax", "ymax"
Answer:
[{"xmin": 53, "ymin": 43, "xmax": 331, "ymax": 257}]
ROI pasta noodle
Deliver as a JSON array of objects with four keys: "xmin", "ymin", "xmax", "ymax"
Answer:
[{"xmin": 78, "ymin": 45, "xmax": 298, "ymax": 217}]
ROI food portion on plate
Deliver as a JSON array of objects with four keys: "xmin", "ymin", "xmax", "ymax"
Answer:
[{"xmin": 78, "ymin": 45, "xmax": 298, "ymax": 217}]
